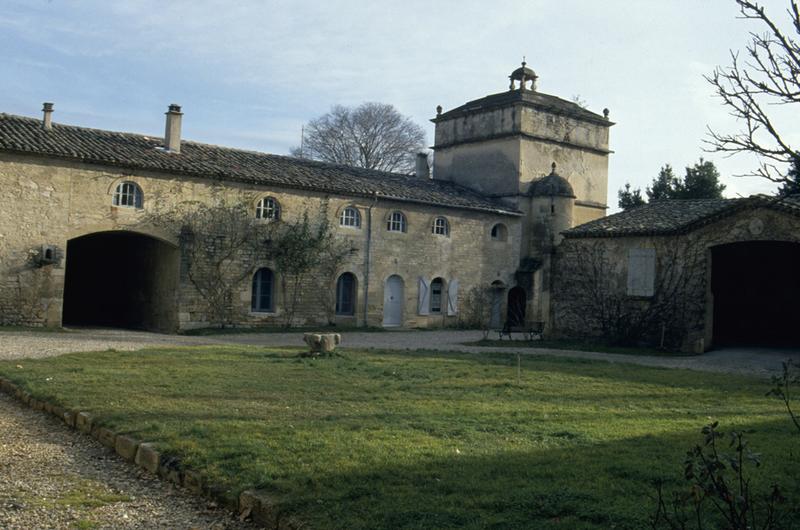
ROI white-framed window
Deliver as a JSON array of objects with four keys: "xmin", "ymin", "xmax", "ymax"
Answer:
[
  {"xmin": 430, "ymin": 277, "xmax": 444, "ymax": 313},
  {"xmin": 432, "ymin": 217, "xmax": 450, "ymax": 237},
  {"xmin": 490, "ymin": 223, "xmax": 507, "ymax": 241},
  {"xmin": 387, "ymin": 211, "xmax": 407, "ymax": 233},
  {"xmin": 256, "ymin": 197, "xmax": 280, "ymax": 220},
  {"xmin": 339, "ymin": 207, "xmax": 361, "ymax": 228},
  {"xmin": 251, "ymin": 268, "xmax": 274, "ymax": 312},
  {"xmin": 335, "ymin": 272, "xmax": 357, "ymax": 316},
  {"xmin": 627, "ymin": 248, "xmax": 656, "ymax": 297},
  {"xmin": 112, "ymin": 181, "xmax": 143, "ymax": 209}
]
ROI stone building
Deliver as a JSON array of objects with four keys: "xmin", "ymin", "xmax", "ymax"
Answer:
[
  {"xmin": 0, "ymin": 63, "xmax": 614, "ymax": 333},
  {"xmin": 553, "ymin": 197, "xmax": 800, "ymax": 350}
]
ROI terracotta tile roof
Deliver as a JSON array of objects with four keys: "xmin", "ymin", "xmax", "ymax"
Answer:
[
  {"xmin": 0, "ymin": 113, "xmax": 521, "ymax": 216},
  {"xmin": 563, "ymin": 196, "xmax": 800, "ymax": 238}
]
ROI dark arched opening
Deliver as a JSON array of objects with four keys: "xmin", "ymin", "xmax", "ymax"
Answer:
[
  {"xmin": 507, "ymin": 286, "xmax": 526, "ymax": 327},
  {"xmin": 336, "ymin": 272, "xmax": 357, "ymax": 316},
  {"xmin": 62, "ymin": 231, "xmax": 179, "ymax": 332},
  {"xmin": 711, "ymin": 241, "xmax": 800, "ymax": 347}
]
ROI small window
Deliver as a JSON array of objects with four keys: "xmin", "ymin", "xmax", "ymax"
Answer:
[
  {"xmin": 627, "ymin": 248, "xmax": 656, "ymax": 297},
  {"xmin": 113, "ymin": 181, "xmax": 143, "ymax": 209},
  {"xmin": 490, "ymin": 223, "xmax": 507, "ymax": 241},
  {"xmin": 432, "ymin": 217, "xmax": 449, "ymax": 237},
  {"xmin": 387, "ymin": 211, "xmax": 407, "ymax": 233},
  {"xmin": 339, "ymin": 207, "xmax": 361, "ymax": 228},
  {"xmin": 251, "ymin": 268, "xmax": 274, "ymax": 312},
  {"xmin": 256, "ymin": 197, "xmax": 280, "ymax": 220},
  {"xmin": 430, "ymin": 278, "xmax": 444, "ymax": 313},
  {"xmin": 335, "ymin": 272, "xmax": 357, "ymax": 316}
]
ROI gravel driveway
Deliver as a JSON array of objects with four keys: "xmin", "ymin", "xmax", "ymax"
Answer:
[
  {"xmin": 0, "ymin": 391, "xmax": 252, "ymax": 529},
  {"xmin": 1, "ymin": 328, "xmax": 798, "ymax": 377}
]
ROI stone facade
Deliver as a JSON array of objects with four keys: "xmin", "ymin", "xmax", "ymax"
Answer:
[
  {"xmin": 553, "ymin": 203, "xmax": 800, "ymax": 350},
  {"xmin": 0, "ymin": 63, "xmax": 615, "ymax": 333},
  {"xmin": 0, "ymin": 152, "xmax": 521, "ymax": 330}
]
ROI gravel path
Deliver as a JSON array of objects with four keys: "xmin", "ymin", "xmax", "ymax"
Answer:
[
  {"xmin": 209, "ymin": 329, "xmax": 800, "ymax": 378},
  {"xmin": 1, "ymin": 328, "xmax": 798, "ymax": 377},
  {"xmin": 0, "ymin": 392, "xmax": 254, "ymax": 530}
]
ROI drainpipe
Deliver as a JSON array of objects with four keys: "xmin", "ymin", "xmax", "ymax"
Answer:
[{"xmin": 363, "ymin": 192, "xmax": 379, "ymax": 326}]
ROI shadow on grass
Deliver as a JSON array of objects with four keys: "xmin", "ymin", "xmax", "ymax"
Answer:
[{"xmin": 251, "ymin": 418, "xmax": 800, "ymax": 530}]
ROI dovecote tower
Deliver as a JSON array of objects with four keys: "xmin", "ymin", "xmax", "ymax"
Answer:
[{"xmin": 431, "ymin": 61, "xmax": 613, "ymax": 227}]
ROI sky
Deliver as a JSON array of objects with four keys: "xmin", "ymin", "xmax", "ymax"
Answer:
[{"xmin": 1, "ymin": 0, "xmax": 797, "ymax": 208}]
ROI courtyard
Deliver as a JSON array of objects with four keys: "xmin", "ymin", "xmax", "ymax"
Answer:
[{"xmin": 0, "ymin": 330, "xmax": 798, "ymax": 528}]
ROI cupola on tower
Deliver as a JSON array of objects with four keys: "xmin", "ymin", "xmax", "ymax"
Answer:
[{"xmin": 431, "ymin": 61, "xmax": 613, "ymax": 227}]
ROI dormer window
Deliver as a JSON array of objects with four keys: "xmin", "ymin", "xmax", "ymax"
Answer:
[
  {"xmin": 256, "ymin": 197, "xmax": 280, "ymax": 220},
  {"xmin": 113, "ymin": 181, "xmax": 143, "ymax": 209},
  {"xmin": 387, "ymin": 211, "xmax": 407, "ymax": 233},
  {"xmin": 339, "ymin": 207, "xmax": 361, "ymax": 228}
]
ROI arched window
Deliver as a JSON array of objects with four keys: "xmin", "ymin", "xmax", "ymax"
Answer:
[
  {"xmin": 387, "ymin": 211, "xmax": 407, "ymax": 233},
  {"xmin": 432, "ymin": 217, "xmax": 449, "ymax": 237},
  {"xmin": 335, "ymin": 272, "xmax": 357, "ymax": 316},
  {"xmin": 430, "ymin": 277, "xmax": 444, "ymax": 313},
  {"xmin": 251, "ymin": 268, "xmax": 274, "ymax": 312},
  {"xmin": 339, "ymin": 207, "xmax": 361, "ymax": 228},
  {"xmin": 256, "ymin": 197, "xmax": 280, "ymax": 220},
  {"xmin": 112, "ymin": 181, "xmax": 143, "ymax": 209},
  {"xmin": 490, "ymin": 223, "xmax": 508, "ymax": 241}
]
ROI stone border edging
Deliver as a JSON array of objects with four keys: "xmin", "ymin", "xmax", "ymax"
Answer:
[{"xmin": 0, "ymin": 375, "xmax": 302, "ymax": 529}]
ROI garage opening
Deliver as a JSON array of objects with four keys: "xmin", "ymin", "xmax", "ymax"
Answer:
[
  {"xmin": 62, "ymin": 231, "xmax": 179, "ymax": 332},
  {"xmin": 711, "ymin": 241, "xmax": 800, "ymax": 347}
]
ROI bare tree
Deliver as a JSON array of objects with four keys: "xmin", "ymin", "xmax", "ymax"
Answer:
[
  {"xmin": 553, "ymin": 238, "xmax": 706, "ymax": 349},
  {"xmin": 291, "ymin": 102, "xmax": 426, "ymax": 174},
  {"xmin": 460, "ymin": 285, "xmax": 495, "ymax": 339},
  {"xmin": 146, "ymin": 201, "xmax": 267, "ymax": 328},
  {"xmin": 705, "ymin": 0, "xmax": 800, "ymax": 186},
  {"xmin": 268, "ymin": 205, "xmax": 352, "ymax": 327}
]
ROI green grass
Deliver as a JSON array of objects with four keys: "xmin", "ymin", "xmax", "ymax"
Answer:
[
  {"xmin": 468, "ymin": 338, "xmax": 692, "ymax": 356},
  {"xmin": 1, "ymin": 347, "xmax": 798, "ymax": 529}
]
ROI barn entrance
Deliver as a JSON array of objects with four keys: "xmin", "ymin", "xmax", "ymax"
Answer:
[
  {"xmin": 711, "ymin": 241, "xmax": 800, "ymax": 347},
  {"xmin": 62, "ymin": 231, "xmax": 179, "ymax": 332}
]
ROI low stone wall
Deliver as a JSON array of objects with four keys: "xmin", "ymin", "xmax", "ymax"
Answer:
[{"xmin": 0, "ymin": 375, "xmax": 303, "ymax": 529}]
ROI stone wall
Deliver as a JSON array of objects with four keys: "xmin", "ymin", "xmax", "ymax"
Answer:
[
  {"xmin": 0, "ymin": 152, "xmax": 521, "ymax": 330},
  {"xmin": 551, "ymin": 205, "xmax": 800, "ymax": 350}
]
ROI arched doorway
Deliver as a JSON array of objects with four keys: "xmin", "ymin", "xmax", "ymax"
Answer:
[
  {"xmin": 507, "ymin": 286, "xmax": 526, "ymax": 327},
  {"xmin": 62, "ymin": 231, "xmax": 179, "ymax": 331},
  {"xmin": 383, "ymin": 275, "xmax": 404, "ymax": 327},
  {"xmin": 711, "ymin": 241, "xmax": 800, "ymax": 346}
]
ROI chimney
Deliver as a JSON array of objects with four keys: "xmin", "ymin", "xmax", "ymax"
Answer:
[
  {"xmin": 164, "ymin": 104, "xmax": 183, "ymax": 153},
  {"xmin": 42, "ymin": 102, "xmax": 54, "ymax": 130},
  {"xmin": 415, "ymin": 152, "xmax": 430, "ymax": 178}
]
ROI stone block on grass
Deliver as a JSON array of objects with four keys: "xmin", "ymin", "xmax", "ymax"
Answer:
[
  {"xmin": 93, "ymin": 426, "xmax": 117, "ymax": 449},
  {"xmin": 183, "ymin": 470, "xmax": 203, "ymax": 494},
  {"xmin": 115, "ymin": 435, "xmax": 140, "ymax": 461},
  {"xmin": 63, "ymin": 410, "xmax": 76, "ymax": 428},
  {"xmin": 43, "ymin": 401, "xmax": 54, "ymax": 414},
  {"xmin": 51, "ymin": 405, "xmax": 64, "ymax": 420},
  {"xmin": 239, "ymin": 490, "xmax": 300, "ymax": 528},
  {"xmin": 76, "ymin": 412, "xmax": 93, "ymax": 433},
  {"xmin": 135, "ymin": 443, "xmax": 160, "ymax": 474}
]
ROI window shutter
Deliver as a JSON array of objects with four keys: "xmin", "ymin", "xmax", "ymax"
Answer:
[
  {"xmin": 446, "ymin": 279, "xmax": 459, "ymax": 316},
  {"xmin": 418, "ymin": 276, "xmax": 430, "ymax": 315},
  {"xmin": 627, "ymin": 248, "xmax": 656, "ymax": 297}
]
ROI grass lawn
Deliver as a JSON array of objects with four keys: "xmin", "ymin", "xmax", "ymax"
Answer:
[
  {"xmin": 181, "ymin": 325, "xmax": 387, "ymax": 336},
  {"xmin": 468, "ymin": 338, "xmax": 692, "ymax": 356},
  {"xmin": 1, "ymin": 347, "xmax": 798, "ymax": 529}
]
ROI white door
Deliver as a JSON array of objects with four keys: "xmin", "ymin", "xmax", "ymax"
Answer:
[
  {"xmin": 490, "ymin": 288, "xmax": 503, "ymax": 328},
  {"xmin": 383, "ymin": 275, "xmax": 404, "ymax": 327}
]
